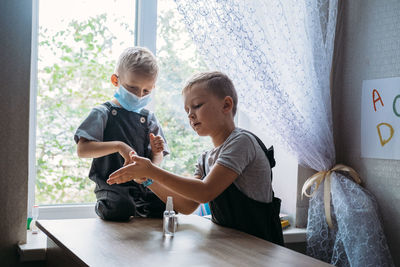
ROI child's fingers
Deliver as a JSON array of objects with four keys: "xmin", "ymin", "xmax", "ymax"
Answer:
[
  {"xmin": 129, "ymin": 150, "xmax": 137, "ymax": 158},
  {"xmin": 123, "ymin": 151, "xmax": 135, "ymax": 166},
  {"xmin": 150, "ymin": 134, "xmax": 164, "ymax": 144},
  {"xmin": 153, "ymin": 143, "xmax": 163, "ymax": 149},
  {"xmin": 155, "ymin": 144, "xmax": 164, "ymax": 151},
  {"xmin": 151, "ymin": 140, "xmax": 164, "ymax": 153},
  {"xmin": 154, "ymin": 135, "xmax": 163, "ymax": 141},
  {"xmin": 149, "ymin": 135, "xmax": 164, "ymax": 153},
  {"xmin": 107, "ymin": 168, "xmax": 125, "ymax": 184},
  {"xmin": 156, "ymin": 140, "xmax": 164, "ymax": 146},
  {"xmin": 153, "ymin": 138, "xmax": 164, "ymax": 147},
  {"xmin": 155, "ymin": 142, "xmax": 163, "ymax": 147},
  {"xmin": 131, "ymin": 154, "xmax": 144, "ymax": 162},
  {"xmin": 155, "ymin": 139, "xmax": 164, "ymax": 145}
]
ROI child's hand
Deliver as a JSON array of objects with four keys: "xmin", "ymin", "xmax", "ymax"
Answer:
[
  {"xmin": 129, "ymin": 150, "xmax": 136, "ymax": 159},
  {"xmin": 107, "ymin": 155, "xmax": 153, "ymax": 185},
  {"xmin": 149, "ymin": 133, "xmax": 164, "ymax": 154},
  {"xmin": 118, "ymin": 142, "xmax": 136, "ymax": 166}
]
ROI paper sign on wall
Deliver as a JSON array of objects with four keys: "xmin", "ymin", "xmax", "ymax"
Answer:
[{"xmin": 361, "ymin": 77, "xmax": 400, "ymax": 160}]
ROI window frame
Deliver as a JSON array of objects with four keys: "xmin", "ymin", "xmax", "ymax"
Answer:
[
  {"xmin": 29, "ymin": 0, "xmax": 301, "ymax": 226},
  {"xmin": 28, "ymin": 0, "xmax": 158, "ymax": 219}
]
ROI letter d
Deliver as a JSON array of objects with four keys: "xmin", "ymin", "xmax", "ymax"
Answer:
[{"xmin": 377, "ymin": 123, "xmax": 394, "ymax": 146}]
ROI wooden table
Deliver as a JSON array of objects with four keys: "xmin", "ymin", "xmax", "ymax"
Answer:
[{"xmin": 37, "ymin": 215, "xmax": 331, "ymax": 267}]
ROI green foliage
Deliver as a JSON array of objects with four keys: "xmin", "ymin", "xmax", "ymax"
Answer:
[
  {"xmin": 156, "ymin": 8, "xmax": 211, "ymax": 175},
  {"xmin": 36, "ymin": 9, "xmax": 211, "ymax": 204},
  {"xmin": 36, "ymin": 15, "xmax": 118, "ymax": 204}
]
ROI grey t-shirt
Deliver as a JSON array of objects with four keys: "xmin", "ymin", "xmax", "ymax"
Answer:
[
  {"xmin": 74, "ymin": 101, "xmax": 169, "ymax": 156},
  {"xmin": 194, "ymin": 128, "xmax": 272, "ymax": 203}
]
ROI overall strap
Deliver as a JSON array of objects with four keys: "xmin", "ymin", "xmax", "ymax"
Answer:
[
  {"xmin": 139, "ymin": 108, "xmax": 150, "ymax": 118},
  {"xmin": 102, "ymin": 101, "xmax": 113, "ymax": 111},
  {"xmin": 242, "ymin": 130, "xmax": 275, "ymax": 183},
  {"xmin": 243, "ymin": 130, "xmax": 275, "ymax": 169},
  {"xmin": 202, "ymin": 130, "xmax": 276, "ymax": 181},
  {"xmin": 102, "ymin": 103, "xmax": 151, "ymax": 125},
  {"xmin": 139, "ymin": 108, "xmax": 151, "ymax": 125}
]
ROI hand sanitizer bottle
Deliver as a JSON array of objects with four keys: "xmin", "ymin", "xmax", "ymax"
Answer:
[{"xmin": 163, "ymin": 196, "xmax": 176, "ymax": 237}]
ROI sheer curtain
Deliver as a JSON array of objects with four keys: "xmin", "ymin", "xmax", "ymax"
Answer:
[
  {"xmin": 174, "ymin": 0, "xmax": 394, "ymax": 266},
  {"xmin": 175, "ymin": 0, "xmax": 335, "ymax": 169}
]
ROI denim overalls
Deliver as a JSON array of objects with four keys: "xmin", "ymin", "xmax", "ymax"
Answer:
[
  {"xmin": 208, "ymin": 132, "xmax": 284, "ymax": 245},
  {"xmin": 89, "ymin": 102, "xmax": 165, "ymax": 221}
]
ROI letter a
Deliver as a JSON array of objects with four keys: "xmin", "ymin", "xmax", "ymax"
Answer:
[
  {"xmin": 377, "ymin": 123, "xmax": 394, "ymax": 146},
  {"xmin": 372, "ymin": 89, "xmax": 384, "ymax": 111}
]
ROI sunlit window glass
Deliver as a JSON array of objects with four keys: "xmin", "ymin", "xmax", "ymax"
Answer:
[
  {"xmin": 36, "ymin": 0, "xmax": 135, "ymax": 204},
  {"xmin": 156, "ymin": 0, "xmax": 212, "ymax": 176}
]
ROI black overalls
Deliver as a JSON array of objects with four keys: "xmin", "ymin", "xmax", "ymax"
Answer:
[
  {"xmin": 89, "ymin": 102, "xmax": 165, "ymax": 221},
  {"xmin": 208, "ymin": 132, "xmax": 284, "ymax": 245}
]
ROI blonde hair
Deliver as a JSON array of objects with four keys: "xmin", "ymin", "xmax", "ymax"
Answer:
[
  {"xmin": 183, "ymin": 71, "xmax": 238, "ymax": 116},
  {"xmin": 115, "ymin": 47, "xmax": 158, "ymax": 78}
]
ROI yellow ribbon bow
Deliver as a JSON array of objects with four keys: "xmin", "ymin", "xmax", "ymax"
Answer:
[{"xmin": 301, "ymin": 164, "xmax": 362, "ymax": 229}]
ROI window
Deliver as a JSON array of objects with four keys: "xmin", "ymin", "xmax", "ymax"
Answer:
[
  {"xmin": 33, "ymin": 0, "xmax": 136, "ymax": 207},
  {"xmin": 29, "ymin": 0, "xmax": 211, "ymax": 218},
  {"xmin": 30, "ymin": 0, "xmax": 297, "ymax": 224}
]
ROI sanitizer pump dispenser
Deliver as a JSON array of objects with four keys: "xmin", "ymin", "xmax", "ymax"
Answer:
[{"xmin": 163, "ymin": 196, "xmax": 176, "ymax": 237}]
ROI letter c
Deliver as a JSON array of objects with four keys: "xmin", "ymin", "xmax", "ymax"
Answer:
[{"xmin": 393, "ymin": 95, "xmax": 400, "ymax": 117}]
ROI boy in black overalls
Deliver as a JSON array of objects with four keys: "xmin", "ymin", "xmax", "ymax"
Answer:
[
  {"xmin": 107, "ymin": 71, "xmax": 284, "ymax": 245},
  {"xmin": 75, "ymin": 47, "xmax": 168, "ymax": 221}
]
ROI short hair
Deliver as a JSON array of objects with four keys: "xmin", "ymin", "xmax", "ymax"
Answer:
[
  {"xmin": 183, "ymin": 71, "xmax": 238, "ymax": 116},
  {"xmin": 115, "ymin": 47, "xmax": 158, "ymax": 78}
]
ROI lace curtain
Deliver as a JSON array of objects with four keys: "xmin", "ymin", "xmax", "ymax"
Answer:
[
  {"xmin": 174, "ymin": 0, "xmax": 394, "ymax": 266},
  {"xmin": 175, "ymin": 0, "xmax": 335, "ymax": 170}
]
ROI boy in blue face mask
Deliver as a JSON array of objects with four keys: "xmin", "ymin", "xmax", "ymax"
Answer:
[{"xmin": 74, "ymin": 47, "xmax": 169, "ymax": 221}]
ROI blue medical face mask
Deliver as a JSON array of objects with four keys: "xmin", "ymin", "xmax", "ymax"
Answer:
[{"xmin": 114, "ymin": 84, "xmax": 152, "ymax": 112}]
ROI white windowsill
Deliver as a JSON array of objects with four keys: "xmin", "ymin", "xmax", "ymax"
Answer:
[
  {"xmin": 283, "ymin": 226, "xmax": 307, "ymax": 243},
  {"xmin": 37, "ymin": 204, "xmax": 97, "ymax": 220},
  {"xmin": 18, "ymin": 230, "xmax": 47, "ymax": 262},
  {"xmin": 18, "ymin": 204, "xmax": 98, "ymax": 262}
]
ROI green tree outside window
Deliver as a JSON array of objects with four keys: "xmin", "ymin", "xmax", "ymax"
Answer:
[{"xmin": 36, "ymin": 7, "xmax": 211, "ymax": 204}]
